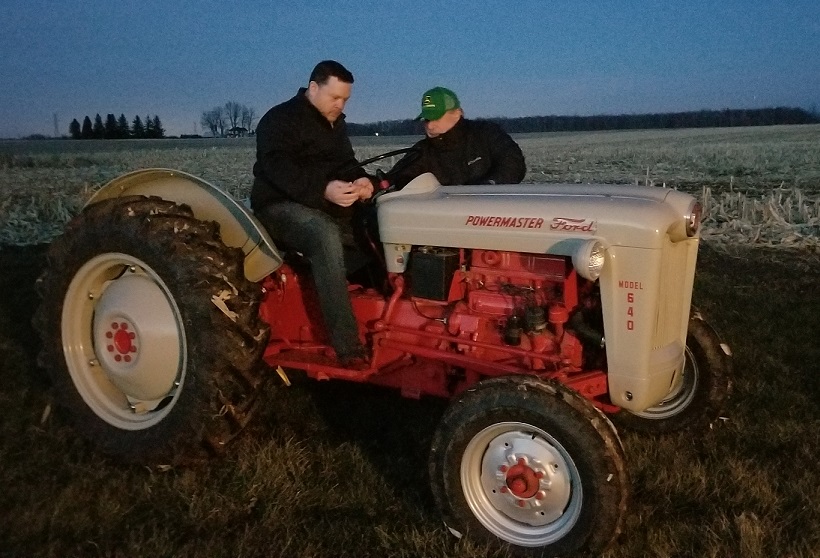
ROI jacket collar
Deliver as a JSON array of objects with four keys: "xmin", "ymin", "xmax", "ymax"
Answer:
[{"xmin": 429, "ymin": 116, "xmax": 466, "ymax": 147}]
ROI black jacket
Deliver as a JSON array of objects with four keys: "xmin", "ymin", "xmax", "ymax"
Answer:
[
  {"xmin": 251, "ymin": 88, "xmax": 364, "ymax": 212},
  {"xmin": 390, "ymin": 118, "xmax": 526, "ymax": 187}
]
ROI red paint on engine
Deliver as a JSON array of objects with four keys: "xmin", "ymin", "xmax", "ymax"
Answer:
[{"xmin": 260, "ymin": 249, "xmax": 604, "ymax": 404}]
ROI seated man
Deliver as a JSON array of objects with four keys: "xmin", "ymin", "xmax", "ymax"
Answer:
[
  {"xmin": 251, "ymin": 60, "xmax": 372, "ymax": 367},
  {"xmin": 389, "ymin": 86, "xmax": 526, "ymax": 187}
]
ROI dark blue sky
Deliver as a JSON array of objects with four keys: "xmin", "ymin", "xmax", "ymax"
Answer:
[{"xmin": 2, "ymin": 0, "xmax": 818, "ymax": 137}]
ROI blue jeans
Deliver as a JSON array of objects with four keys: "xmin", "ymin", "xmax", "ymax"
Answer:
[{"xmin": 255, "ymin": 201, "xmax": 365, "ymax": 360}]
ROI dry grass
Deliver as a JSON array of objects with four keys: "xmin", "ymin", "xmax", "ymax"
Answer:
[{"xmin": 1, "ymin": 244, "xmax": 818, "ymax": 557}]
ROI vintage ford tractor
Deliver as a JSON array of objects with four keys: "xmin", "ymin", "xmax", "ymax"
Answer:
[{"xmin": 36, "ymin": 152, "xmax": 732, "ymax": 557}]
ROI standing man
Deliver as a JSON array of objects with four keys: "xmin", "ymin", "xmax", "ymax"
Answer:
[
  {"xmin": 389, "ymin": 86, "xmax": 526, "ymax": 187},
  {"xmin": 251, "ymin": 60, "xmax": 372, "ymax": 367}
]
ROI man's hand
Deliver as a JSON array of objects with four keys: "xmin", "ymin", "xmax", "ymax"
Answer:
[
  {"xmin": 351, "ymin": 177, "xmax": 374, "ymax": 200},
  {"xmin": 324, "ymin": 178, "xmax": 373, "ymax": 207}
]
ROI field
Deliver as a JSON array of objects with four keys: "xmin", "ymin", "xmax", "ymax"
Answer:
[
  {"xmin": 1, "ymin": 126, "xmax": 819, "ymax": 557},
  {"xmin": 2, "ymin": 124, "xmax": 819, "ymax": 247}
]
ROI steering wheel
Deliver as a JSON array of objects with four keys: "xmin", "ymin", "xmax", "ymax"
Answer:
[
  {"xmin": 353, "ymin": 147, "xmax": 419, "ymax": 170},
  {"xmin": 333, "ymin": 146, "xmax": 421, "ymax": 202}
]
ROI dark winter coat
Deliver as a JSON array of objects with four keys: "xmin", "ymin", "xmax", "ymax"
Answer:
[
  {"xmin": 390, "ymin": 118, "xmax": 526, "ymax": 187},
  {"xmin": 251, "ymin": 88, "xmax": 365, "ymax": 213}
]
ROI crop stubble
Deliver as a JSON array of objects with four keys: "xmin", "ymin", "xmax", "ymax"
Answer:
[{"xmin": 1, "ymin": 124, "xmax": 818, "ymax": 248}]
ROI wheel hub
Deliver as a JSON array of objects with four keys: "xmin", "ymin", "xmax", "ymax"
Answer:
[
  {"xmin": 480, "ymin": 430, "xmax": 572, "ymax": 525},
  {"xmin": 503, "ymin": 457, "xmax": 544, "ymax": 499},
  {"xmin": 92, "ymin": 269, "xmax": 183, "ymax": 403},
  {"xmin": 106, "ymin": 320, "xmax": 138, "ymax": 362}
]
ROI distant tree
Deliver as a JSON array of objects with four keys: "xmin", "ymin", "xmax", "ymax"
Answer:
[
  {"xmin": 69, "ymin": 118, "xmax": 82, "ymax": 139},
  {"xmin": 200, "ymin": 106, "xmax": 224, "ymax": 137},
  {"xmin": 216, "ymin": 107, "xmax": 227, "ymax": 137},
  {"xmin": 117, "ymin": 114, "xmax": 129, "ymax": 138},
  {"xmin": 144, "ymin": 114, "xmax": 154, "ymax": 138},
  {"xmin": 225, "ymin": 101, "xmax": 242, "ymax": 130},
  {"xmin": 104, "ymin": 113, "xmax": 119, "ymax": 139},
  {"xmin": 151, "ymin": 115, "xmax": 165, "ymax": 138},
  {"xmin": 81, "ymin": 116, "xmax": 93, "ymax": 139},
  {"xmin": 92, "ymin": 114, "xmax": 105, "ymax": 139},
  {"xmin": 241, "ymin": 105, "xmax": 257, "ymax": 133},
  {"xmin": 132, "ymin": 115, "xmax": 145, "ymax": 138}
]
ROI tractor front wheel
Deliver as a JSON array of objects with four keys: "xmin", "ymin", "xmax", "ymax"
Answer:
[
  {"xmin": 429, "ymin": 376, "xmax": 628, "ymax": 557},
  {"xmin": 612, "ymin": 311, "xmax": 732, "ymax": 433}
]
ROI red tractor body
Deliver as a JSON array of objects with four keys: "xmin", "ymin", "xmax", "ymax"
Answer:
[{"xmin": 260, "ymin": 250, "xmax": 606, "ymax": 406}]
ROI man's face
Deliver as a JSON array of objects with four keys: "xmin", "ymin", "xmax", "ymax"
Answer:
[
  {"xmin": 307, "ymin": 76, "xmax": 352, "ymax": 124},
  {"xmin": 424, "ymin": 109, "xmax": 462, "ymax": 138}
]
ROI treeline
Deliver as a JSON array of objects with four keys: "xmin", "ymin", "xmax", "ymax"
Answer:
[
  {"xmin": 347, "ymin": 106, "xmax": 819, "ymax": 136},
  {"xmin": 68, "ymin": 114, "xmax": 165, "ymax": 139}
]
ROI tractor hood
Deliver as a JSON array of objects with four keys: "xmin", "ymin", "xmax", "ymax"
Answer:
[{"xmin": 376, "ymin": 173, "xmax": 697, "ymax": 253}]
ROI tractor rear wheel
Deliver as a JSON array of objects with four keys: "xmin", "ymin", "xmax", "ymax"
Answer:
[
  {"xmin": 36, "ymin": 196, "xmax": 269, "ymax": 465},
  {"xmin": 429, "ymin": 376, "xmax": 628, "ymax": 557}
]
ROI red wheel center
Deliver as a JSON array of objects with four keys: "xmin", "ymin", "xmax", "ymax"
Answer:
[
  {"xmin": 114, "ymin": 329, "xmax": 133, "ymax": 354},
  {"xmin": 104, "ymin": 322, "xmax": 138, "ymax": 362},
  {"xmin": 505, "ymin": 460, "xmax": 541, "ymax": 498}
]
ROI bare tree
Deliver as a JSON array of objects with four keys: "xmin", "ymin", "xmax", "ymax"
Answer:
[
  {"xmin": 216, "ymin": 106, "xmax": 227, "ymax": 137},
  {"xmin": 241, "ymin": 106, "xmax": 257, "ymax": 133},
  {"xmin": 224, "ymin": 101, "xmax": 242, "ymax": 131},
  {"xmin": 200, "ymin": 106, "xmax": 225, "ymax": 137}
]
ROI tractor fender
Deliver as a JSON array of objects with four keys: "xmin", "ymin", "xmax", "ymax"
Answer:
[{"xmin": 88, "ymin": 168, "xmax": 283, "ymax": 282}]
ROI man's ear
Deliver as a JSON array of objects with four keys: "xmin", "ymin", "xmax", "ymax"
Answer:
[{"xmin": 307, "ymin": 80, "xmax": 319, "ymax": 97}]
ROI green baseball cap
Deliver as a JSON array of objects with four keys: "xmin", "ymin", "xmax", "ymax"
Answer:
[{"xmin": 417, "ymin": 87, "xmax": 461, "ymax": 121}]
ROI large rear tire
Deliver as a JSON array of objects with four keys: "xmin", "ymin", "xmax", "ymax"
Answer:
[
  {"xmin": 612, "ymin": 311, "xmax": 732, "ymax": 433},
  {"xmin": 36, "ymin": 196, "xmax": 269, "ymax": 465},
  {"xmin": 429, "ymin": 376, "xmax": 628, "ymax": 557}
]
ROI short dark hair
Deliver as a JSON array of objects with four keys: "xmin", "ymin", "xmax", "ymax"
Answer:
[{"xmin": 309, "ymin": 60, "xmax": 354, "ymax": 85}]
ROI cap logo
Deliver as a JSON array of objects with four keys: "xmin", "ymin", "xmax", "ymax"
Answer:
[{"xmin": 422, "ymin": 95, "xmax": 436, "ymax": 108}]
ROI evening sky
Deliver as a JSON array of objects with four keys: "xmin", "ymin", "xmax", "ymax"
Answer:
[{"xmin": 1, "ymin": 0, "xmax": 818, "ymax": 137}]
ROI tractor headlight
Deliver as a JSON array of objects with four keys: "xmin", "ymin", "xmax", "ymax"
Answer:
[
  {"xmin": 685, "ymin": 200, "xmax": 702, "ymax": 237},
  {"xmin": 572, "ymin": 239, "xmax": 606, "ymax": 281}
]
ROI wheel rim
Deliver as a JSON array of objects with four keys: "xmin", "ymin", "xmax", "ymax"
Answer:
[
  {"xmin": 61, "ymin": 253, "xmax": 186, "ymax": 429},
  {"xmin": 631, "ymin": 344, "xmax": 698, "ymax": 420},
  {"xmin": 461, "ymin": 421, "xmax": 582, "ymax": 547}
]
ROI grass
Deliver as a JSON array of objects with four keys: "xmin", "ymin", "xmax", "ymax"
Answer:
[
  {"xmin": 1, "ymin": 126, "xmax": 819, "ymax": 557},
  {"xmin": 1, "ymin": 244, "xmax": 818, "ymax": 557}
]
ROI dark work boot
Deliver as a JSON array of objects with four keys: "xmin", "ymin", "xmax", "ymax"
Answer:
[{"xmin": 337, "ymin": 345, "xmax": 371, "ymax": 371}]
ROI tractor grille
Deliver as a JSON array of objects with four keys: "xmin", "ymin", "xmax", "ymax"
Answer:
[{"xmin": 653, "ymin": 237, "xmax": 695, "ymax": 349}]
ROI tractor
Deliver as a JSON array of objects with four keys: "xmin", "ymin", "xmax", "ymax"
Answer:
[{"xmin": 35, "ymin": 149, "xmax": 732, "ymax": 557}]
